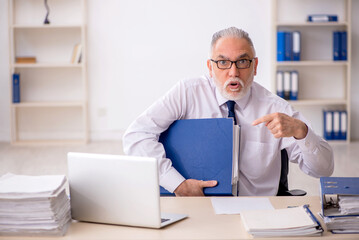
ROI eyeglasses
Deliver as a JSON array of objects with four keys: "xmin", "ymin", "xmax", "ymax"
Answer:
[{"xmin": 210, "ymin": 58, "xmax": 255, "ymax": 69}]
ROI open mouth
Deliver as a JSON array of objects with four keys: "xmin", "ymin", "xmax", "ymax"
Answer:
[{"xmin": 228, "ymin": 82, "xmax": 241, "ymax": 90}]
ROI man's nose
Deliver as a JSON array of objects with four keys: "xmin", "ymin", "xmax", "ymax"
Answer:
[{"xmin": 229, "ymin": 62, "xmax": 240, "ymax": 77}]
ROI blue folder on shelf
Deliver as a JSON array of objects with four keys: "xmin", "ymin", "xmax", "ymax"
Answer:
[
  {"xmin": 12, "ymin": 73, "xmax": 20, "ymax": 103},
  {"xmin": 159, "ymin": 118, "xmax": 240, "ymax": 196},
  {"xmin": 277, "ymin": 31, "xmax": 286, "ymax": 61},
  {"xmin": 333, "ymin": 31, "xmax": 341, "ymax": 61},
  {"xmin": 320, "ymin": 177, "xmax": 359, "ymax": 217}
]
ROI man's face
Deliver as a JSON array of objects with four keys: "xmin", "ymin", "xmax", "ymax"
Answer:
[{"xmin": 207, "ymin": 37, "xmax": 258, "ymax": 101}]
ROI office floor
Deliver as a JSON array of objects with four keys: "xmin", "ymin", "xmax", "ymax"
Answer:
[{"xmin": 0, "ymin": 141, "xmax": 358, "ymax": 196}]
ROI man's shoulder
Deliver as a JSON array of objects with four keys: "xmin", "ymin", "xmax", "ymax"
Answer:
[
  {"xmin": 251, "ymin": 82, "xmax": 290, "ymax": 109},
  {"xmin": 180, "ymin": 74, "xmax": 214, "ymax": 89}
]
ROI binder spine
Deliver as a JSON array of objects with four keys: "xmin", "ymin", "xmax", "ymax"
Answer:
[
  {"xmin": 307, "ymin": 15, "xmax": 338, "ymax": 22},
  {"xmin": 12, "ymin": 73, "xmax": 20, "ymax": 103},
  {"xmin": 290, "ymin": 71, "xmax": 298, "ymax": 100},
  {"xmin": 333, "ymin": 111, "xmax": 340, "ymax": 140},
  {"xmin": 340, "ymin": 31, "xmax": 347, "ymax": 61},
  {"xmin": 333, "ymin": 31, "xmax": 341, "ymax": 61},
  {"xmin": 276, "ymin": 71, "xmax": 284, "ymax": 98},
  {"xmin": 340, "ymin": 111, "xmax": 347, "ymax": 140},
  {"xmin": 292, "ymin": 31, "xmax": 301, "ymax": 61},
  {"xmin": 323, "ymin": 110, "xmax": 333, "ymax": 140},
  {"xmin": 284, "ymin": 32, "xmax": 292, "ymax": 61},
  {"xmin": 283, "ymin": 71, "xmax": 291, "ymax": 100},
  {"xmin": 277, "ymin": 31, "xmax": 286, "ymax": 61}
]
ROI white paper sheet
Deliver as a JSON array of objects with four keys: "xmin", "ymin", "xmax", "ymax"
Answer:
[{"xmin": 211, "ymin": 197, "xmax": 274, "ymax": 214}]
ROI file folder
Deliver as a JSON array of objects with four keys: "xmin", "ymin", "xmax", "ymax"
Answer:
[
  {"xmin": 292, "ymin": 31, "xmax": 301, "ymax": 61},
  {"xmin": 276, "ymin": 71, "xmax": 284, "ymax": 98},
  {"xmin": 320, "ymin": 177, "xmax": 359, "ymax": 217},
  {"xmin": 307, "ymin": 14, "xmax": 338, "ymax": 22},
  {"xmin": 333, "ymin": 31, "xmax": 341, "ymax": 61},
  {"xmin": 283, "ymin": 71, "xmax": 291, "ymax": 100},
  {"xmin": 333, "ymin": 111, "xmax": 340, "ymax": 140},
  {"xmin": 323, "ymin": 111, "xmax": 333, "ymax": 140},
  {"xmin": 339, "ymin": 111, "xmax": 347, "ymax": 140},
  {"xmin": 284, "ymin": 32, "xmax": 292, "ymax": 61},
  {"xmin": 290, "ymin": 71, "xmax": 298, "ymax": 100},
  {"xmin": 12, "ymin": 73, "xmax": 20, "ymax": 103},
  {"xmin": 277, "ymin": 31, "xmax": 286, "ymax": 61},
  {"xmin": 159, "ymin": 118, "xmax": 240, "ymax": 196},
  {"xmin": 340, "ymin": 31, "xmax": 347, "ymax": 61}
]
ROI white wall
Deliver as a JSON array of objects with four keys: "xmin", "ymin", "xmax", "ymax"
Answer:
[
  {"xmin": 0, "ymin": 0, "xmax": 358, "ymax": 142},
  {"xmin": 86, "ymin": 0, "xmax": 272, "ymax": 140}
]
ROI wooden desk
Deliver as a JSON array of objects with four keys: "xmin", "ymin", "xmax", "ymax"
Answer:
[{"xmin": 1, "ymin": 196, "xmax": 358, "ymax": 240}]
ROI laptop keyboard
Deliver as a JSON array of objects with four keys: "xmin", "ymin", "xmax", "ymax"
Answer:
[{"xmin": 161, "ymin": 218, "xmax": 170, "ymax": 223}]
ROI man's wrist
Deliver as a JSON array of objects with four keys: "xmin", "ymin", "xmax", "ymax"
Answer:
[{"xmin": 294, "ymin": 121, "xmax": 308, "ymax": 140}]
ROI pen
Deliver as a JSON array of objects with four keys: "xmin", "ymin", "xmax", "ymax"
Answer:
[{"xmin": 303, "ymin": 204, "xmax": 323, "ymax": 232}]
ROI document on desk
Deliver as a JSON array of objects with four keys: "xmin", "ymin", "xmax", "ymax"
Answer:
[{"xmin": 211, "ymin": 197, "xmax": 274, "ymax": 214}]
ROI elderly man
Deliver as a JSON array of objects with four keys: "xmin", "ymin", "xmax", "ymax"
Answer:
[{"xmin": 123, "ymin": 27, "xmax": 334, "ymax": 196}]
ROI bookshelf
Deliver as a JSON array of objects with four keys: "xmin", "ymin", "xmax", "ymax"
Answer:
[
  {"xmin": 272, "ymin": 0, "xmax": 351, "ymax": 142},
  {"xmin": 8, "ymin": 0, "xmax": 88, "ymax": 145}
]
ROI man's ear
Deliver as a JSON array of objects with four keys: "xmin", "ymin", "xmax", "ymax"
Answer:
[
  {"xmin": 253, "ymin": 57, "xmax": 258, "ymax": 76},
  {"xmin": 207, "ymin": 59, "xmax": 213, "ymax": 78}
]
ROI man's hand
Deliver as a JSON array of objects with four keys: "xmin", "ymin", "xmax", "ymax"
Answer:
[
  {"xmin": 173, "ymin": 179, "xmax": 218, "ymax": 196},
  {"xmin": 252, "ymin": 112, "xmax": 308, "ymax": 139}
]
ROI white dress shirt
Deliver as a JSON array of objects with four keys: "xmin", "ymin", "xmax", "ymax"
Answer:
[{"xmin": 123, "ymin": 74, "xmax": 334, "ymax": 196}]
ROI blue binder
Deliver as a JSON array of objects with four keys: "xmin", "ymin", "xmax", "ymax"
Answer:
[
  {"xmin": 290, "ymin": 71, "xmax": 298, "ymax": 100},
  {"xmin": 339, "ymin": 111, "xmax": 347, "ymax": 140},
  {"xmin": 307, "ymin": 14, "xmax": 338, "ymax": 22},
  {"xmin": 277, "ymin": 31, "xmax": 286, "ymax": 61},
  {"xmin": 159, "ymin": 118, "xmax": 239, "ymax": 196},
  {"xmin": 320, "ymin": 177, "xmax": 359, "ymax": 217},
  {"xmin": 12, "ymin": 73, "xmax": 20, "ymax": 103},
  {"xmin": 284, "ymin": 32, "xmax": 292, "ymax": 61},
  {"xmin": 333, "ymin": 111, "xmax": 340, "ymax": 140},
  {"xmin": 333, "ymin": 31, "xmax": 341, "ymax": 61},
  {"xmin": 276, "ymin": 71, "xmax": 284, "ymax": 98},
  {"xmin": 292, "ymin": 31, "xmax": 301, "ymax": 61},
  {"xmin": 340, "ymin": 31, "xmax": 347, "ymax": 61},
  {"xmin": 323, "ymin": 110, "xmax": 333, "ymax": 140}
]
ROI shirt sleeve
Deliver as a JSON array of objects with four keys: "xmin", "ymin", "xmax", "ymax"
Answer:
[
  {"xmin": 284, "ymin": 107, "xmax": 334, "ymax": 178},
  {"xmin": 122, "ymin": 81, "xmax": 187, "ymax": 193}
]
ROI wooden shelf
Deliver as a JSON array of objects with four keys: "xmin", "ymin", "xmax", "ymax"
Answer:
[
  {"xmin": 11, "ymin": 139, "xmax": 88, "ymax": 146},
  {"xmin": 12, "ymin": 24, "xmax": 83, "ymax": 29},
  {"xmin": 13, "ymin": 63, "xmax": 83, "ymax": 68},
  {"xmin": 11, "ymin": 101, "xmax": 85, "ymax": 108},
  {"xmin": 276, "ymin": 22, "xmax": 348, "ymax": 27},
  {"xmin": 276, "ymin": 61, "xmax": 348, "ymax": 67},
  {"xmin": 288, "ymin": 99, "xmax": 347, "ymax": 106}
]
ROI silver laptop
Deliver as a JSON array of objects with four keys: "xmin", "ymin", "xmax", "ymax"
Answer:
[{"xmin": 67, "ymin": 152, "xmax": 187, "ymax": 228}]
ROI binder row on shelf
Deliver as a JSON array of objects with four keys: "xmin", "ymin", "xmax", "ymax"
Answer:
[
  {"xmin": 320, "ymin": 177, "xmax": 359, "ymax": 234},
  {"xmin": 333, "ymin": 31, "xmax": 347, "ymax": 61},
  {"xmin": 276, "ymin": 71, "xmax": 298, "ymax": 101},
  {"xmin": 12, "ymin": 73, "xmax": 20, "ymax": 103},
  {"xmin": 277, "ymin": 31, "xmax": 301, "ymax": 61},
  {"xmin": 307, "ymin": 14, "xmax": 338, "ymax": 22},
  {"xmin": 323, "ymin": 110, "xmax": 347, "ymax": 141}
]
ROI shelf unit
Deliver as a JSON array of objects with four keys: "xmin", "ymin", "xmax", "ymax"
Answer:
[
  {"xmin": 8, "ymin": 0, "xmax": 88, "ymax": 145},
  {"xmin": 272, "ymin": 0, "xmax": 351, "ymax": 142}
]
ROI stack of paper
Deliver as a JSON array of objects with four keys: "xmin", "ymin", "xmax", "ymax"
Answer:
[
  {"xmin": 320, "ymin": 177, "xmax": 359, "ymax": 233},
  {"xmin": 0, "ymin": 173, "xmax": 71, "ymax": 236},
  {"xmin": 240, "ymin": 206, "xmax": 323, "ymax": 238},
  {"xmin": 339, "ymin": 195, "xmax": 359, "ymax": 215}
]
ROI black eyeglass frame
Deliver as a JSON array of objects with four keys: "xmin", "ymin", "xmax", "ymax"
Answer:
[{"xmin": 210, "ymin": 58, "xmax": 256, "ymax": 69}]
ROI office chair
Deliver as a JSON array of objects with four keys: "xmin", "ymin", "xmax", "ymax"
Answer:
[{"xmin": 277, "ymin": 149, "xmax": 307, "ymax": 196}]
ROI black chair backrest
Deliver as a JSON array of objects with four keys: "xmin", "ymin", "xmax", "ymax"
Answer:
[{"xmin": 277, "ymin": 149, "xmax": 306, "ymax": 196}]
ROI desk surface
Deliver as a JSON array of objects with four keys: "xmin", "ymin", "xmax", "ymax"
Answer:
[{"xmin": 1, "ymin": 196, "xmax": 358, "ymax": 240}]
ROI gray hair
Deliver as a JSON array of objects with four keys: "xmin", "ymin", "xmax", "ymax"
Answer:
[{"xmin": 210, "ymin": 27, "xmax": 256, "ymax": 56}]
